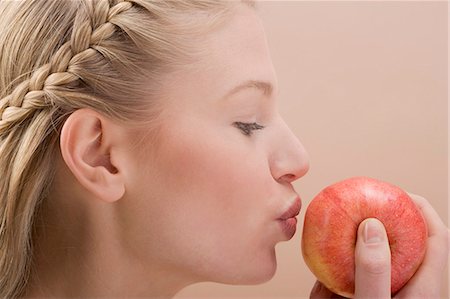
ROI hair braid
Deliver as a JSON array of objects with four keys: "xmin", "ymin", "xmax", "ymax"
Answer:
[
  {"xmin": 0, "ymin": 1, "xmax": 137, "ymax": 297},
  {"xmin": 0, "ymin": 0, "xmax": 135, "ymax": 137}
]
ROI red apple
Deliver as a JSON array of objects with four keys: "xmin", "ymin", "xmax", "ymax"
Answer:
[{"xmin": 301, "ymin": 177, "xmax": 427, "ymax": 298}]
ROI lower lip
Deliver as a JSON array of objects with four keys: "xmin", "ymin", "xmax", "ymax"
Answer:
[{"xmin": 278, "ymin": 217, "xmax": 298, "ymax": 239}]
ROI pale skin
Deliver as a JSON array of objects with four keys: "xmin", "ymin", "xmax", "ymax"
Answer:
[{"xmin": 25, "ymin": 5, "xmax": 449, "ymax": 299}]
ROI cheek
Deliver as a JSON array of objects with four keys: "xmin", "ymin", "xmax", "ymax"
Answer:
[
  {"xmin": 159, "ymin": 135, "xmax": 278, "ymax": 281},
  {"xmin": 165, "ymin": 131, "xmax": 279, "ymax": 239},
  {"xmin": 160, "ymin": 131, "xmax": 271, "ymax": 216}
]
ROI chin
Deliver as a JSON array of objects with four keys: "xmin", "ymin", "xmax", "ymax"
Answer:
[
  {"xmin": 248, "ymin": 264, "xmax": 277, "ymax": 285},
  {"xmin": 220, "ymin": 250, "xmax": 278, "ymax": 285}
]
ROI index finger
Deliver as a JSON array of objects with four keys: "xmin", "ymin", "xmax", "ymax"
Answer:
[
  {"xmin": 396, "ymin": 193, "xmax": 450, "ymax": 296},
  {"xmin": 407, "ymin": 193, "xmax": 448, "ymax": 240}
]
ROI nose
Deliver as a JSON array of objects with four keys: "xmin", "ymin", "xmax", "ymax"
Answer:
[{"xmin": 269, "ymin": 118, "xmax": 309, "ymax": 184}]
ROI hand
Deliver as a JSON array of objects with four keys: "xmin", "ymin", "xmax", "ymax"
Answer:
[
  {"xmin": 393, "ymin": 194, "xmax": 449, "ymax": 298},
  {"xmin": 309, "ymin": 217, "xmax": 391, "ymax": 299},
  {"xmin": 310, "ymin": 193, "xmax": 449, "ymax": 299}
]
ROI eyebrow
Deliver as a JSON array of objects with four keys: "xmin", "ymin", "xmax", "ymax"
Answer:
[{"xmin": 223, "ymin": 80, "xmax": 274, "ymax": 99}]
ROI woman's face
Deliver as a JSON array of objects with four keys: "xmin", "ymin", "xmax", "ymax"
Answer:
[{"xmin": 122, "ymin": 5, "xmax": 309, "ymax": 285}]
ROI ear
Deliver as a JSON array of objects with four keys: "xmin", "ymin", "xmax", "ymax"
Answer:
[{"xmin": 60, "ymin": 108, "xmax": 126, "ymax": 203}]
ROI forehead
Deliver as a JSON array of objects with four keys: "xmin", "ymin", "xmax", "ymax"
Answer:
[
  {"xmin": 202, "ymin": 6, "xmax": 276, "ymax": 93},
  {"xmin": 160, "ymin": 6, "xmax": 277, "ymax": 105}
]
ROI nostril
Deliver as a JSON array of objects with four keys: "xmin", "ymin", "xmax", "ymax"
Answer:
[
  {"xmin": 270, "ymin": 153, "xmax": 309, "ymax": 184},
  {"xmin": 279, "ymin": 173, "xmax": 297, "ymax": 183}
]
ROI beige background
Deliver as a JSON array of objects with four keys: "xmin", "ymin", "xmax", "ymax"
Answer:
[{"xmin": 177, "ymin": 1, "xmax": 448, "ymax": 298}]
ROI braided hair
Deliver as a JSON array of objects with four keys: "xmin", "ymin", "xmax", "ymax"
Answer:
[{"xmin": 0, "ymin": 0, "xmax": 254, "ymax": 297}]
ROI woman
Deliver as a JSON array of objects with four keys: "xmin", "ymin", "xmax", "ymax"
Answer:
[{"xmin": 0, "ymin": 0, "xmax": 447, "ymax": 298}]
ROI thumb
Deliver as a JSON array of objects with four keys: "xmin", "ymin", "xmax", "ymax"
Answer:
[{"xmin": 354, "ymin": 218, "xmax": 391, "ymax": 299}]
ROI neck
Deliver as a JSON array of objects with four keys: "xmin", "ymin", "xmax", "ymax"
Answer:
[
  {"xmin": 24, "ymin": 179, "xmax": 196, "ymax": 298},
  {"xmin": 25, "ymin": 245, "xmax": 191, "ymax": 298}
]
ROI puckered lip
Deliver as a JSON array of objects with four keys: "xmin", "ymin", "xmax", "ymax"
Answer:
[{"xmin": 277, "ymin": 196, "xmax": 302, "ymax": 220}]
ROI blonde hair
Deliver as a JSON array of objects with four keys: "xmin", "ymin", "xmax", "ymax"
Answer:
[{"xmin": 0, "ymin": 0, "xmax": 255, "ymax": 297}]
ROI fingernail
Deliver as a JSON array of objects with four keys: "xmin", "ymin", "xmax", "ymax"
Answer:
[{"xmin": 364, "ymin": 218, "xmax": 384, "ymax": 244}]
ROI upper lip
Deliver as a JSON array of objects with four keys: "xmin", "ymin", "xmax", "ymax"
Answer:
[{"xmin": 278, "ymin": 196, "xmax": 302, "ymax": 220}]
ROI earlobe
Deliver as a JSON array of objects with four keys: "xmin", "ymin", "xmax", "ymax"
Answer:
[{"xmin": 60, "ymin": 108, "xmax": 125, "ymax": 203}]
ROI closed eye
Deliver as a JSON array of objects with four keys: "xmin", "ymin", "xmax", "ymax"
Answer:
[{"xmin": 233, "ymin": 122, "xmax": 265, "ymax": 136}]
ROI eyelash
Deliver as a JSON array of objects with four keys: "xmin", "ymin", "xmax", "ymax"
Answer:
[{"xmin": 233, "ymin": 122, "xmax": 265, "ymax": 136}]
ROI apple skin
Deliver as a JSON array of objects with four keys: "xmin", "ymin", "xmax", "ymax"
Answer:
[{"xmin": 301, "ymin": 177, "xmax": 427, "ymax": 298}]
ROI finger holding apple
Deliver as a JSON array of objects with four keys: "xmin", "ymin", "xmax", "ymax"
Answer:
[
  {"xmin": 302, "ymin": 177, "xmax": 428, "ymax": 298},
  {"xmin": 353, "ymin": 218, "xmax": 391, "ymax": 299},
  {"xmin": 391, "ymin": 193, "xmax": 449, "ymax": 298}
]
